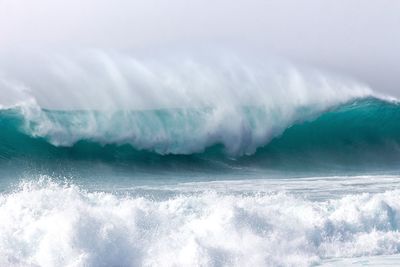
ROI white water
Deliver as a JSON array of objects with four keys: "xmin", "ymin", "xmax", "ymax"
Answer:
[{"xmin": 1, "ymin": 176, "xmax": 400, "ymax": 267}]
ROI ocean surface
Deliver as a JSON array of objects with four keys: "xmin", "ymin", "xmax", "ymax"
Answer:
[
  {"xmin": 1, "ymin": 95, "xmax": 400, "ymax": 266},
  {"xmin": 0, "ymin": 51, "xmax": 398, "ymax": 266}
]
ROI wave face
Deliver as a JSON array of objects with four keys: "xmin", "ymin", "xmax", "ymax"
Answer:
[
  {"xmin": 2, "ymin": 178, "xmax": 400, "ymax": 267},
  {"xmin": 0, "ymin": 97, "xmax": 399, "ymax": 170}
]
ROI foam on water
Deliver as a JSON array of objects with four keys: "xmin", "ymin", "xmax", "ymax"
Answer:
[{"xmin": 2, "ymin": 177, "xmax": 400, "ymax": 267}]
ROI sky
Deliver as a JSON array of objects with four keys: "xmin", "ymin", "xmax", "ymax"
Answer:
[{"xmin": 0, "ymin": 0, "xmax": 399, "ymax": 96}]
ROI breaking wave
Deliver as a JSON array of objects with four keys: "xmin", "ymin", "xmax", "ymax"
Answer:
[{"xmin": 1, "ymin": 97, "xmax": 400, "ymax": 170}]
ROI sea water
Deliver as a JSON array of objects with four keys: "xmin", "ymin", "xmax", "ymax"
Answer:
[{"xmin": 1, "ymin": 53, "xmax": 400, "ymax": 266}]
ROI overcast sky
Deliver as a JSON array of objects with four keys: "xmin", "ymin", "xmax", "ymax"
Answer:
[{"xmin": 0, "ymin": 0, "xmax": 399, "ymax": 96}]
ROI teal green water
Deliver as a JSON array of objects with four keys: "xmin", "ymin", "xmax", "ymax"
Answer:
[{"xmin": 1, "ymin": 97, "xmax": 399, "ymax": 177}]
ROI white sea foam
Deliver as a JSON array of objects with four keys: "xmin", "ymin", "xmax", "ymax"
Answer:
[{"xmin": 1, "ymin": 178, "xmax": 400, "ymax": 267}]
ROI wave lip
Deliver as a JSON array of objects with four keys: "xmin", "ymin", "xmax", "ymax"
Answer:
[{"xmin": 1, "ymin": 178, "xmax": 400, "ymax": 267}]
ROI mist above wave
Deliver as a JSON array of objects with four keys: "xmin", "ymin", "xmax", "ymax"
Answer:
[{"xmin": 0, "ymin": 49, "xmax": 372, "ymax": 109}]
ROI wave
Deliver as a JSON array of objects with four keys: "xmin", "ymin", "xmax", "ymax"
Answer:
[
  {"xmin": 1, "ymin": 178, "xmax": 400, "ymax": 266},
  {"xmin": 1, "ymin": 51, "xmax": 397, "ymax": 171},
  {"xmin": 1, "ymin": 97, "xmax": 399, "ymax": 170}
]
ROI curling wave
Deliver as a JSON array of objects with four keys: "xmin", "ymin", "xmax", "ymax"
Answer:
[
  {"xmin": 0, "ymin": 97, "xmax": 399, "ymax": 170},
  {"xmin": 1, "ymin": 51, "xmax": 397, "ymax": 170}
]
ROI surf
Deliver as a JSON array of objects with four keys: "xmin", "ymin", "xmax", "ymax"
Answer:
[{"xmin": 1, "ymin": 177, "xmax": 400, "ymax": 267}]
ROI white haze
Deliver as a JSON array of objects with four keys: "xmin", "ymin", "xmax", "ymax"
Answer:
[{"xmin": 0, "ymin": 0, "xmax": 398, "ymax": 101}]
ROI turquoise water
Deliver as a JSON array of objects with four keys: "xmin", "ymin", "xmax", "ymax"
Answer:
[{"xmin": 1, "ymin": 98, "xmax": 400, "ymax": 168}]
